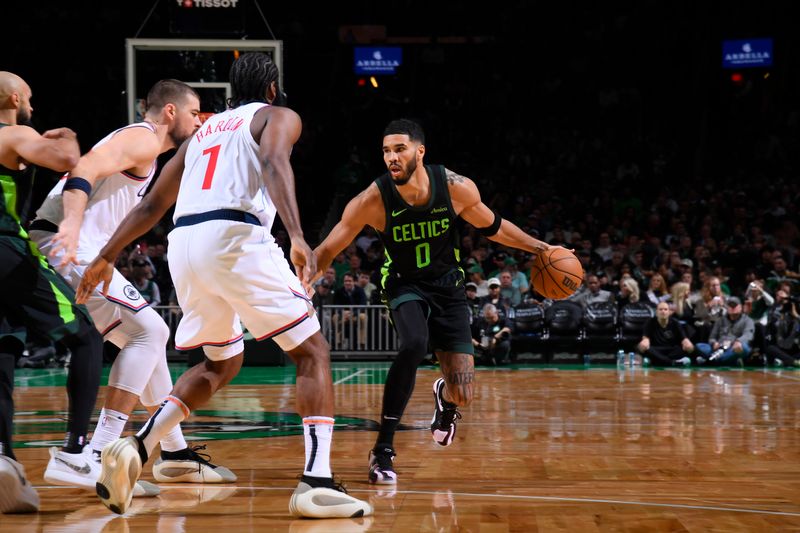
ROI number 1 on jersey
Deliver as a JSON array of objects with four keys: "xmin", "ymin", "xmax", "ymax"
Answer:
[{"xmin": 201, "ymin": 144, "xmax": 221, "ymax": 190}]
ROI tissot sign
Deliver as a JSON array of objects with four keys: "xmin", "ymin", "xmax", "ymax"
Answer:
[{"xmin": 722, "ymin": 38, "xmax": 773, "ymax": 68}]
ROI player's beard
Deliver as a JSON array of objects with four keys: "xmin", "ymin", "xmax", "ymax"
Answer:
[
  {"xmin": 391, "ymin": 158, "xmax": 416, "ymax": 186},
  {"xmin": 17, "ymin": 108, "xmax": 32, "ymax": 127},
  {"xmin": 169, "ymin": 129, "xmax": 191, "ymax": 147}
]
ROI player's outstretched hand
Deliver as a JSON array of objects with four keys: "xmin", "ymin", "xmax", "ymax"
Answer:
[
  {"xmin": 290, "ymin": 237, "xmax": 317, "ymax": 297},
  {"xmin": 76, "ymin": 256, "xmax": 114, "ymax": 304},
  {"xmin": 49, "ymin": 219, "xmax": 81, "ymax": 267}
]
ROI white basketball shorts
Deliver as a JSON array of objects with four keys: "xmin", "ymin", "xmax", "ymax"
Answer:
[
  {"xmin": 167, "ymin": 218, "xmax": 319, "ymax": 360},
  {"xmin": 29, "ymin": 229, "xmax": 150, "ymax": 347}
]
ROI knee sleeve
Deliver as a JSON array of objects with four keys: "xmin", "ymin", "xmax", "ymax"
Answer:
[
  {"xmin": 140, "ymin": 355, "xmax": 173, "ymax": 406},
  {"xmin": 108, "ymin": 308, "xmax": 170, "ymax": 397}
]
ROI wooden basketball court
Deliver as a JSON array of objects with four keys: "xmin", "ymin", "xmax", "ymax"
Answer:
[{"xmin": 3, "ymin": 363, "xmax": 800, "ymax": 531}]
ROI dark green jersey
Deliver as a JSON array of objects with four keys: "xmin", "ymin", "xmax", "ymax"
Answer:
[
  {"xmin": 375, "ymin": 164, "xmax": 461, "ymax": 285},
  {"xmin": 0, "ymin": 123, "xmax": 36, "ymax": 238}
]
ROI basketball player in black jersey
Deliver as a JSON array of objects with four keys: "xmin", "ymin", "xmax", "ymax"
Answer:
[
  {"xmin": 0, "ymin": 71, "xmax": 103, "ymax": 513},
  {"xmin": 314, "ymin": 119, "xmax": 560, "ymax": 484}
]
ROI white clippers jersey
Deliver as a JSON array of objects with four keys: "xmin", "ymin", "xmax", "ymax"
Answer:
[
  {"xmin": 174, "ymin": 102, "xmax": 277, "ymax": 233},
  {"xmin": 35, "ymin": 123, "xmax": 157, "ymax": 257}
]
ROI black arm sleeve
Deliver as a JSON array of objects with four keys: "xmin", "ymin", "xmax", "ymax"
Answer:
[{"xmin": 476, "ymin": 210, "xmax": 502, "ymax": 237}]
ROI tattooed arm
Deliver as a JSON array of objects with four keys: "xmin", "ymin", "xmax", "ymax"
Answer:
[{"xmin": 447, "ymin": 167, "xmax": 552, "ymax": 255}]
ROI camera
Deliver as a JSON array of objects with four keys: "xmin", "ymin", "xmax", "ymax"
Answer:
[{"xmin": 782, "ymin": 295, "xmax": 800, "ymax": 312}]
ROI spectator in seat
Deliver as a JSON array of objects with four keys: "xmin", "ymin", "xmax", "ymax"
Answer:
[
  {"xmin": 680, "ymin": 269, "xmax": 695, "ymax": 294},
  {"xmin": 465, "ymin": 282, "xmax": 482, "ymax": 325},
  {"xmin": 357, "ymin": 270, "xmax": 378, "ymax": 304},
  {"xmin": 692, "ymin": 276, "xmax": 726, "ymax": 342},
  {"xmin": 471, "ymin": 303, "xmax": 512, "ymax": 366},
  {"xmin": 638, "ymin": 301, "xmax": 695, "ymax": 366},
  {"xmin": 644, "ymin": 273, "xmax": 671, "ymax": 307},
  {"xmin": 312, "ymin": 279, "xmax": 335, "ymax": 336},
  {"xmin": 129, "ymin": 255, "xmax": 160, "ymax": 306},
  {"xmin": 594, "ymin": 232, "xmax": 614, "ymax": 263},
  {"xmin": 695, "ymin": 296, "xmax": 755, "ymax": 365},
  {"xmin": 575, "ymin": 273, "xmax": 615, "ymax": 309},
  {"xmin": 766, "ymin": 255, "xmax": 800, "ymax": 294},
  {"xmin": 498, "ymin": 270, "xmax": 521, "ymax": 306},
  {"xmin": 743, "ymin": 275, "xmax": 773, "ymax": 326},
  {"xmin": 467, "ymin": 264, "xmax": 489, "ymax": 297},
  {"xmin": 616, "ymin": 276, "xmax": 640, "ymax": 312},
  {"xmin": 332, "ymin": 273, "xmax": 368, "ymax": 349},
  {"xmin": 504, "ymin": 256, "xmax": 530, "ymax": 302},
  {"xmin": 669, "ymin": 281, "xmax": 695, "ymax": 338},
  {"xmin": 478, "ymin": 277, "xmax": 512, "ymax": 320},
  {"xmin": 487, "ymin": 251, "xmax": 509, "ymax": 278},
  {"xmin": 763, "ymin": 290, "xmax": 800, "ymax": 367},
  {"xmin": 314, "ymin": 266, "xmax": 338, "ymax": 291},
  {"xmin": 361, "ymin": 241, "xmax": 384, "ymax": 274}
]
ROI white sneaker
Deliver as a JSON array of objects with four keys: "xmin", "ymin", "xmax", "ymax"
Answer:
[
  {"xmin": 0, "ymin": 455, "xmax": 39, "ymax": 513},
  {"xmin": 289, "ymin": 477, "xmax": 373, "ymax": 518},
  {"xmin": 152, "ymin": 445, "xmax": 236, "ymax": 483},
  {"xmin": 96, "ymin": 437, "xmax": 143, "ymax": 514},
  {"xmin": 676, "ymin": 356, "xmax": 691, "ymax": 366},
  {"xmin": 43, "ymin": 445, "xmax": 100, "ymax": 489},
  {"xmin": 43, "ymin": 445, "xmax": 158, "ymax": 497}
]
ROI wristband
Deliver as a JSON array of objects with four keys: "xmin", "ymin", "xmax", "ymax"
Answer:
[{"xmin": 63, "ymin": 176, "xmax": 91, "ymax": 195}]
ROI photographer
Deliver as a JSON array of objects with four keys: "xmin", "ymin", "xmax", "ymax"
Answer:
[
  {"xmin": 695, "ymin": 296, "xmax": 755, "ymax": 365},
  {"xmin": 471, "ymin": 303, "xmax": 512, "ymax": 365},
  {"xmin": 764, "ymin": 290, "xmax": 800, "ymax": 367},
  {"xmin": 744, "ymin": 278, "xmax": 774, "ymax": 326},
  {"xmin": 744, "ymin": 277, "xmax": 774, "ymax": 356}
]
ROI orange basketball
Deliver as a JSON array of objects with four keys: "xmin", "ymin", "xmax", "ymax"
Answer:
[{"xmin": 530, "ymin": 248, "xmax": 583, "ymax": 299}]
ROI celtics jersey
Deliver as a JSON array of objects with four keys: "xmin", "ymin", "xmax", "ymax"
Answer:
[
  {"xmin": 375, "ymin": 164, "xmax": 461, "ymax": 284},
  {"xmin": 0, "ymin": 124, "xmax": 36, "ymax": 238}
]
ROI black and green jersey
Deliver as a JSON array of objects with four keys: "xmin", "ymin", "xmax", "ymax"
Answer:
[
  {"xmin": 0, "ymin": 123, "xmax": 36, "ymax": 238},
  {"xmin": 375, "ymin": 164, "xmax": 461, "ymax": 285}
]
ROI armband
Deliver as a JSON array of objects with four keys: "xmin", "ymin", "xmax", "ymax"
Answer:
[
  {"xmin": 63, "ymin": 176, "xmax": 91, "ymax": 196},
  {"xmin": 476, "ymin": 210, "xmax": 502, "ymax": 236}
]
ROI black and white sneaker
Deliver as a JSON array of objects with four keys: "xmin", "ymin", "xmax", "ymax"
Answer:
[
  {"xmin": 368, "ymin": 445, "xmax": 397, "ymax": 485},
  {"xmin": 153, "ymin": 444, "xmax": 236, "ymax": 483},
  {"xmin": 430, "ymin": 378, "xmax": 462, "ymax": 447}
]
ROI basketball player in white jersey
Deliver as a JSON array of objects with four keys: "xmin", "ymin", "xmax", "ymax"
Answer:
[
  {"xmin": 76, "ymin": 54, "xmax": 372, "ymax": 518},
  {"xmin": 29, "ymin": 80, "xmax": 235, "ymax": 496}
]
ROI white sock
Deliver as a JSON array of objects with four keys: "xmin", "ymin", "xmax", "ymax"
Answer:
[
  {"xmin": 90, "ymin": 408, "xmax": 129, "ymax": 455},
  {"xmin": 159, "ymin": 424, "xmax": 188, "ymax": 453},
  {"xmin": 303, "ymin": 416, "xmax": 334, "ymax": 479},
  {"xmin": 136, "ymin": 396, "xmax": 189, "ymax": 459}
]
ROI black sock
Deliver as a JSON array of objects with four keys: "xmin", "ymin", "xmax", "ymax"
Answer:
[
  {"xmin": 134, "ymin": 435, "xmax": 148, "ymax": 464},
  {"xmin": 301, "ymin": 474, "xmax": 335, "ymax": 487},
  {"xmin": 63, "ymin": 326, "xmax": 103, "ymax": 453},
  {"xmin": 375, "ymin": 417, "xmax": 400, "ymax": 449},
  {"xmin": 161, "ymin": 447, "xmax": 192, "ymax": 460},
  {"xmin": 0, "ymin": 351, "xmax": 16, "ymax": 461}
]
